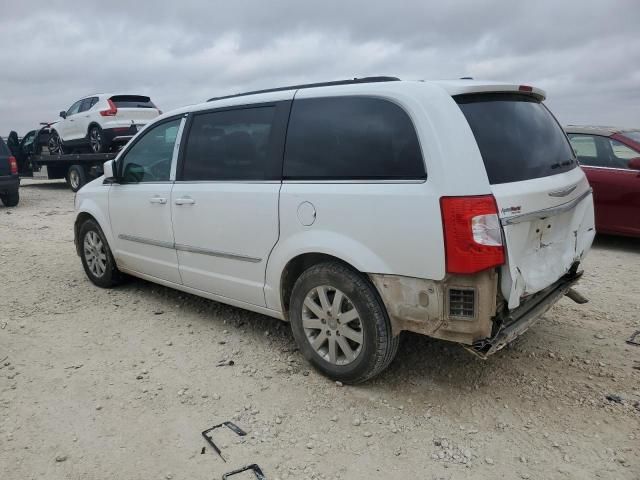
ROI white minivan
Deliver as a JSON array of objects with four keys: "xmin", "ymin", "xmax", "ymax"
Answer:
[{"xmin": 74, "ymin": 77, "xmax": 595, "ymax": 383}]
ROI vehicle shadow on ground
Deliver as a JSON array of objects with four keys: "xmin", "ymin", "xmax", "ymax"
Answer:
[
  {"xmin": 592, "ymin": 234, "xmax": 640, "ymax": 254},
  {"xmin": 116, "ymin": 275, "xmax": 523, "ymax": 393},
  {"xmin": 20, "ymin": 181, "xmax": 67, "ymax": 189}
]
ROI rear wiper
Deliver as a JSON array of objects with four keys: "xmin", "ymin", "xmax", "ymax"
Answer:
[{"xmin": 550, "ymin": 159, "xmax": 575, "ymax": 169}]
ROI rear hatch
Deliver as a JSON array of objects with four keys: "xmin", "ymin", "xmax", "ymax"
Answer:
[
  {"xmin": 0, "ymin": 138, "xmax": 12, "ymax": 176},
  {"xmin": 456, "ymin": 92, "xmax": 595, "ymax": 309},
  {"xmin": 110, "ymin": 95, "xmax": 160, "ymax": 126}
]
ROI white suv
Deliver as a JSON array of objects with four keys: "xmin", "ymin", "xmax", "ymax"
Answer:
[
  {"xmin": 49, "ymin": 94, "xmax": 161, "ymax": 154},
  {"xmin": 74, "ymin": 77, "xmax": 595, "ymax": 383}
]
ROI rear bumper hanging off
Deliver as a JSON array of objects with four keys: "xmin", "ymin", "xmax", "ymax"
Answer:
[{"xmin": 469, "ymin": 270, "xmax": 584, "ymax": 358}]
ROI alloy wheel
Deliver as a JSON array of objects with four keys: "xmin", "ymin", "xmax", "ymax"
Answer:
[
  {"xmin": 48, "ymin": 135, "xmax": 61, "ymax": 154},
  {"xmin": 89, "ymin": 128, "xmax": 102, "ymax": 153},
  {"xmin": 302, "ymin": 285, "xmax": 364, "ymax": 365},
  {"xmin": 69, "ymin": 169, "xmax": 80, "ymax": 190},
  {"xmin": 83, "ymin": 231, "xmax": 107, "ymax": 278}
]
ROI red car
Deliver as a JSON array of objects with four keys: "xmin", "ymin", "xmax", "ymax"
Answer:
[{"xmin": 565, "ymin": 126, "xmax": 640, "ymax": 237}]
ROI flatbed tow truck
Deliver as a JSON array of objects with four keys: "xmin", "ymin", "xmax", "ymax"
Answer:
[{"xmin": 28, "ymin": 152, "xmax": 116, "ymax": 192}]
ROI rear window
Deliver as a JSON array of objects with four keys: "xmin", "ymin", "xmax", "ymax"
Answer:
[
  {"xmin": 110, "ymin": 95, "xmax": 156, "ymax": 109},
  {"xmin": 283, "ymin": 96, "xmax": 425, "ymax": 180},
  {"xmin": 455, "ymin": 93, "xmax": 576, "ymax": 184},
  {"xmin": 0, "ymin": 138, "xmax": 9, "ymax": 156}
]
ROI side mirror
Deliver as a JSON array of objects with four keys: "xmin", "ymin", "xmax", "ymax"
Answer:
[
  {"xmin": 103, "ymin": 159, "xmax": 116, "ymax": 182},
  {"xmin": 628, "ymin": 157, "xmax": 640, "ymax": 171},
  {"xmin": 59, "ymin": 111, "xmax": 67, "ymax": 119}
]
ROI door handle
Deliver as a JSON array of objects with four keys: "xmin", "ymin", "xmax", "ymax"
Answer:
[
  {"xmin": 149, "ymin": 196, "xmax": 167, "ymax": 204},
  {"xmin": 174, "ymin": 197, "xmax": 195, "ymax": 206}
]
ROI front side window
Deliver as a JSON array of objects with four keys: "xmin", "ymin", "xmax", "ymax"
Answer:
[
  {"xmin": 181, "ymin": 106, "xmax": 277, "ymax": 181},
  {"xmin": 119, "ymin": 118, "xmax": 180, "ymax": 183},
  {"xmin": 66, "ymin": 100, "xmax": 83, "ymax": 116},
  {"xmin": 610, "ymin": 139, "xmax": 638, "ymax": 165},
  {"xmin": 283, "ymin": 96, "xmax": 425, "ymax": 180}
]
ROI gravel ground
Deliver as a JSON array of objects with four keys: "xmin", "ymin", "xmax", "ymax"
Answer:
[{"xmin": 1, "ymin": 180, "xmax": 639, "ymax": 480}]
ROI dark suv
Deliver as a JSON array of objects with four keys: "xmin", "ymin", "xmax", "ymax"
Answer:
[{"xmin": 0, "ymin": 137, "xmax": 19, "ymax": 206}]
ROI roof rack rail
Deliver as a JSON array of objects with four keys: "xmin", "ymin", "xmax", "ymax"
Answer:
[{"xmin": 207, "ymin": 76, "xmax": 401, "ymax": 102}]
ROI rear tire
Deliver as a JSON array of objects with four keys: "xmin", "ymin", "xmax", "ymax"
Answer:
[
  {"xmin": 0, "ymin": 191, "xmax": 19, "ymax": 207},
  {"xmin": 67, "ymin": 165, "xmax": 87, "ymax": 192},
  {"xmin": 289, "ymin": 261, "xmax": 399, "ymax": 384},
  {"xmin": 89, "ymin": 125, "xmax": 108, "ymax": 153},
  {"xmin": 79, "ymin": 219, "xmax": 122, "ymax": 288}
]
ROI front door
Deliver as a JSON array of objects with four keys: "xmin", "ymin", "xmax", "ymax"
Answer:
[
  {"xmin": 568, "ymin": 134, "xmax": 640, "ymax": 236},
  {"xmin": 108, "ymin": 116, "xmax": 184, "ymax": 283},
  {"xmin": 171, "ymin": 101, "xmax": 290, "ymax": 306},
  {"xmin": 59, "ymin": 100, "xmax": 83, "ymax": 141}
]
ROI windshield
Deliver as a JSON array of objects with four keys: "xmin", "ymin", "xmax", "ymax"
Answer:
[
  {"xmin": 620, "ymin": 131, "xmax": 640, "ymax": 144},
  {"xmin": 456, "ymin": 93, "xmax": 577, "ymax": 184}
]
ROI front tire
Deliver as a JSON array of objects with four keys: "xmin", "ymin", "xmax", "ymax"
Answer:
[
  {"xmin": 79, "ymin": 219, "xmax": 122, "ymax": 288},
  {"xmin": 289, "ymin": 261, "xmax": 399, "ymax": 384},
  {"xmin": 0, "ymin": 191, "xmax": 19, "ymax": 207},
  {"xmin": 47, "ymin": 131, "xmax": 65, "ymax": 155}
]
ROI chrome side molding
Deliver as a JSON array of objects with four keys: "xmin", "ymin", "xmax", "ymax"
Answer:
[{"xmin": 118, "ymin": 234, "xmax": 261, "ymax": 263}]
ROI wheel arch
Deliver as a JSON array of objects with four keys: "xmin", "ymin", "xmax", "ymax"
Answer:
[
  {"xmin": 279, "ymin": 253, "xmax": 357, "ymax": 319},
  {"xmin": 87, "ymin": 122, "xmax": 102, "ymax": 136},
  {"xmin": 265, "ymin": 232, "xmax": 393, "ymax": 316},
  {"xmin": 74, "ymin": 202, "xmax": 115, "ymax": 258}
]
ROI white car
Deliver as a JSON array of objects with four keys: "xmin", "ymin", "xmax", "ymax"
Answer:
[
  {"xmin": 49, "ymin": 94, "xmax": 161, "ymax": 154},
  {"xmin": 74, "ymin": 77, "xmax": 595, "ymax": 383}
]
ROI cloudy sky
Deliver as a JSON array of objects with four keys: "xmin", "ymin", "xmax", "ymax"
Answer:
[{"xmin": 1, "ymin": 0, "xmax": 638, "ymax": 135}]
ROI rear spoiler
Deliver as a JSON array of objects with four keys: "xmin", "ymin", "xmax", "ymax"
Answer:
[{"xmin": 436, "ymin": 81, "xmax": 546, "ymax": 101}]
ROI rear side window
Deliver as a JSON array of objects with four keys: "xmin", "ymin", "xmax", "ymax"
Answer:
[
  {"xmin": 110, "ymin": 95, "xmax": 156, "ymax": 109},
  {"xmin": 182, "ymin": 106, "xmax": 277, "ymax": 181},
  {"xmin": 79, "ymin": 97, "xmax": 97, "ymax": 112},
  {"xmin": 456, "ymin": 94, "xmax": 576, "ymax": 184},
  {"xmin": 283, "ymin": 96, "xmax": 425, "ymax": 180}
]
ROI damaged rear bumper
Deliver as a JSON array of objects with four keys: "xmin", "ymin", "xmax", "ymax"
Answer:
[{"xmin": 469, "ymin": 270, "xmax": 583, "ymax": 358}]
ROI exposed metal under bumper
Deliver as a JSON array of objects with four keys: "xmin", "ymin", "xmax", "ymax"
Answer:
[{"xmin": 469, "ymin": 270, "xmax": 584, "ymax": 358}]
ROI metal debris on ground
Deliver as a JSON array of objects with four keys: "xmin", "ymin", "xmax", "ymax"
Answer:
[
  {"xmin": 222, "ymin": 464, "xmax": 266, "ymax": 479},
  {"xmin": 605, "ymin": 394, "xmax": 624, "ymax": 404},
  {"xmin": 201, "ymin": 421, "xmax": 247, "ymax": 462},
  {"xmin": 626, "ymin": 330, "xmax": 640, "ymax": 346},
  {"xmin": 216, "ymin": 360, "xmax": 235, "ymax": 367}
]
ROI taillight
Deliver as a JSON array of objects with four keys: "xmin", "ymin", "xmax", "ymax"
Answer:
[
  {"xmin": 100, "ymin": 99, "xmax": 118, "ymax": 116},
  {"xmin": 518, "ymin": 85, "xmax": 533, "ymax": 92},
  {"xmin": 440, "ymin": 195, "xmax": 505, "ymax": 274},
  {"xmin": 8, "ymin": 156, "xmax": 18, "ymax": 175}
]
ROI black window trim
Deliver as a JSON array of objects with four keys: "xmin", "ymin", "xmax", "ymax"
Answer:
[
  {"xmin": 115, "ymin": 114, "xmax": 186, "ymax": 184},
  {"xmin": 175, "ymin": 100, "xmax": 292, "ymax": 182},
  {"xmin": 281, "ymin": 94, "xmax": 427, "ymax": 182}
]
